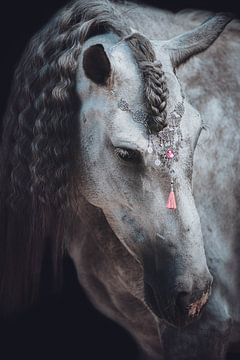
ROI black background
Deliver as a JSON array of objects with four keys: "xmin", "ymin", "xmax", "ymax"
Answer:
[{"xmin": 0, "ymin": 1, "xmax": 240, "ymax": 359}]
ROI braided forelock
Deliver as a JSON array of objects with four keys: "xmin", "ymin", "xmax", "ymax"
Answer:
[{"xmin": 126, "ymin": 32, "xmax": 169, "ymax": 132}]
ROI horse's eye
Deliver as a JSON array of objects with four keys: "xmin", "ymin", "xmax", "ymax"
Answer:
[{"xmin": 114, "ymin": 147, "xmax": 141, "ymax": 163}]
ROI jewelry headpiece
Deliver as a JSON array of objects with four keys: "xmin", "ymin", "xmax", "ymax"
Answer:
[{"xmin": 118, "ymin": 95, "xmax": 185, "ymax": 210}]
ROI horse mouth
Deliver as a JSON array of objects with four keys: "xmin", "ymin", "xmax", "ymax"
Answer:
[
  {"xmin": 186, "ymin": 290, "xmax": 209, "ymax": 318},
  {"xmin": 144, "ymin": 282, "xmax": 211, "ymax": 328}
]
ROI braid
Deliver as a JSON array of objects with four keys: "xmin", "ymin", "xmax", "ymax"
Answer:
[
  {"xmin": 126, "ymin": 33, "xmax": 169, "ymax": 131},
  {"xmin": 29, "ymin": 30, "xmax": 82, "ymax": 209}
]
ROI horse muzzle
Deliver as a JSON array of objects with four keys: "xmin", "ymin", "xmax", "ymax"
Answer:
[{"xmin": 144, "ymin": 275, "xmax": 212, "ymax": 328}]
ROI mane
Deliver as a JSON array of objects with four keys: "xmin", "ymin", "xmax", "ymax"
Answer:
[{"xmin": 0, "ymin": 0, "xmax": 168, "ymax": 312}]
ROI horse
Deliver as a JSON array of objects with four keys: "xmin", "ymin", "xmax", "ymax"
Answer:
[{"xmin": 0, "ymin": 0, "xmax": 239, "ymax": 358}]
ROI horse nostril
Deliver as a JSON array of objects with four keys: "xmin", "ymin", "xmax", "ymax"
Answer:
[{"xmin": 175, "ymin": 291, "xmax": 192, "ymax": 313}]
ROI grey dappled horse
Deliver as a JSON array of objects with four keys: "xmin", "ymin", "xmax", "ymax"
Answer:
[{"xmin": 0, "ymin": 1, "xmax": 239, "ymax": 359}]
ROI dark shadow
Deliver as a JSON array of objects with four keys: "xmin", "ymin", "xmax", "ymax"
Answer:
[{"xmin": 0, "ymin": 256, "xmax": 138, "ymax": 360}]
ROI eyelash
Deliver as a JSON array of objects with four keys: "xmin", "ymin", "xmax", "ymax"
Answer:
[{"xmin": 114, "ymin": 147, "xmax": 142, "ymax": 163}]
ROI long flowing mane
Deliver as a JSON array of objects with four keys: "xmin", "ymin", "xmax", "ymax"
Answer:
[{"xmin": 0, "ymin": 0, "xmax": 168, "ymax": 312}]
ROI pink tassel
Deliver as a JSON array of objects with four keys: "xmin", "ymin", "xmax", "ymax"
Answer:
[{"xmin": 166, "ymin": 181, "xmax": 177, "ymax": 209}]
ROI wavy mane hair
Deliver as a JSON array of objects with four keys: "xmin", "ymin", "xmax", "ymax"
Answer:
[{"xmin": 0, "ymin": 0, "xmax": 168, "ymax": 312}]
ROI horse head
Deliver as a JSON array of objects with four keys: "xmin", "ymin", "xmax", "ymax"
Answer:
[{"xmin": 77, "ymin": 14, "xmax": 231, "ymax": 327}]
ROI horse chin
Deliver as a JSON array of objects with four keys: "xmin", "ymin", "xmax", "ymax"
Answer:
[
  {"xmin": 160, "ymin": 310, "xmax": 205, "ymax": 329},
  {"xmin": 156, "ymin": 317, "xmax": 197, "ymax": 330}
]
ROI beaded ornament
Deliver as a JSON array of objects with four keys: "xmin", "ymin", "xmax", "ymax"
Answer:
[{"xmin": 118, "ymin": 96, "xmax": 185, "ymax": 210}]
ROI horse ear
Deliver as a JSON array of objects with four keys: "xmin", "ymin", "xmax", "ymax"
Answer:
[
  {"xmin": 82, "ymin": 44, "xmax": 111, "ymax": 85},
  {"xmin": 163, "ymin": 14, "xmax": 232, "ymax": 68}
]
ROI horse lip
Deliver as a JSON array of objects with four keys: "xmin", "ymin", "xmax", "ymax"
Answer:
[{"xmin": 186, "ymin": 286, "xmax": 211, "ymax": 319}]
